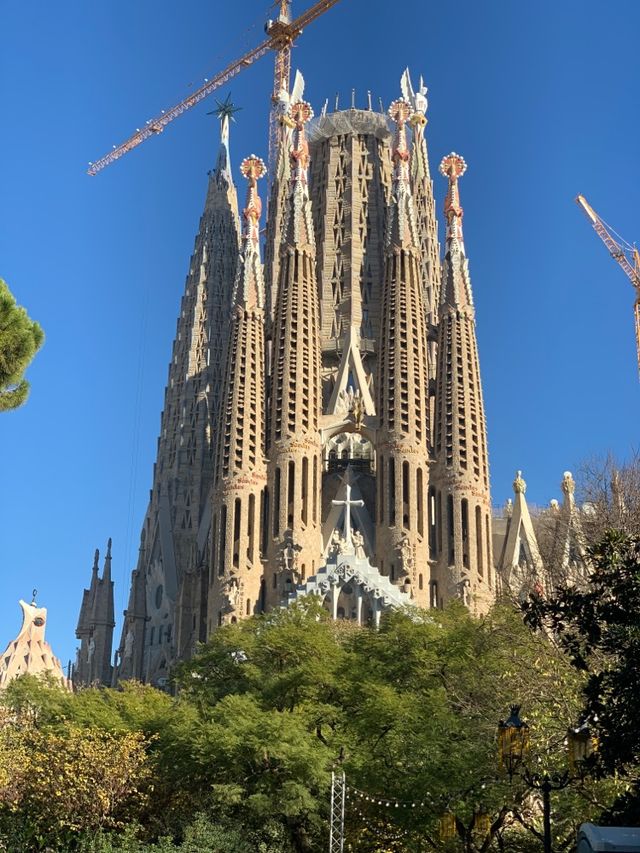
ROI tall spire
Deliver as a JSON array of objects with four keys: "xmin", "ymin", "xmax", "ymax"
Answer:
[
  {"xmin": 375, "ymin": 98, "xmax": 431, "ymax": 605},
  {"xmin": 432, "ymin": 152, "xmax": 493, "ymax": 613},
  {"xmin": 115, "ymin": 100, "xmax": 241, "ymax": 685},
  {"xmin": 266, "ymin": 96, "xmax": 323, "ymax": 606},
  {"xmin": 439, "ymin": 153, "xmax": 473, "ymax": 311},
  {"xmin": 74, "ymin": 540, "xmax": 115, "ymax": 687},
  {"xmin": 209, "ymin": 155, "xmax": 268, "ymax": 629},
  {"xmin": 386, "ymin": 99, "xmax": 419, "ymax": 249},
  {"xmin": 209, "ymin": 94, "xmax": 241, "ymax": 187},
  {"xmin": 401, "ymin": 69, "xmax": 442, "ymax": 398}
]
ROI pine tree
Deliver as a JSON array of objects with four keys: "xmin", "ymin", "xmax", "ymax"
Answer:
[{"xmin": 0, "ymin": 278, "xmax": 44, "ymax": 411}]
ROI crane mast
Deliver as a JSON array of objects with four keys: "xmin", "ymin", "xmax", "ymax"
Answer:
[
  {"xmin": 576, "ymin": 194, "xmax": 640, "ymax": 379},
  {"xmin": 88, "ymin": 0, "xmax": 342, "ymax": 177}
]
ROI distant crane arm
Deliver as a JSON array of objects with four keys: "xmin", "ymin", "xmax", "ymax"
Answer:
[
  {"xmin": 88, "ymin": 39, "xmax": 272, "ymax": 176},
  {"xmin": 576, "ymin": 194, "xmax": 640, "ymax": 377},
  {"xmin": 88, "ymin": 0, "xmax": 343, "ymax": 176}
]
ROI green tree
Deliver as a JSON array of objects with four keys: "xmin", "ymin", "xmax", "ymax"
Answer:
[
  {"xmin": 524, "ymin": 530, "xmax": 640, "ymax": 824},
  {"xmin": 0, "ymin": 277, "xmax": 43, "ymax": 411}
]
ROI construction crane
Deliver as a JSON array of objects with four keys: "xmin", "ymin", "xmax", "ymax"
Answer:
[
  {"xmin": 576, "ymin": 194, "xmax": 640, "ymax": 378},
  {"xmin": 87, "ymin": 0, "xmax": 342, "ymax": 177}
]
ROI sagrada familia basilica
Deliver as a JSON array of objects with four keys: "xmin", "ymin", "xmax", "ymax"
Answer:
[{"xmin": 62, "ymin": 69, "xmax": 590, "ymax": 690}]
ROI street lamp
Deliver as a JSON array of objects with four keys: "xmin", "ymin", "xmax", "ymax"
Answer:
[
  {"xmin": 497, "ymin": 705, "xmax": 530, "ymax": 779},
  {"xmin": 498, "ymin": 707, "xmax": 592, "ymax": 853}
]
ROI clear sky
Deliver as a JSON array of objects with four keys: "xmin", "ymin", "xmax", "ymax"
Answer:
[{"xmin": 1, "ymin": 0, "xmax": 639, "ymax": 666}]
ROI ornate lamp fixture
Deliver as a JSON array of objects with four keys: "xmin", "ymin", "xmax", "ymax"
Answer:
[{"xmin": 497, "ymin": 704, "xmax": 530, "ymax": 779}]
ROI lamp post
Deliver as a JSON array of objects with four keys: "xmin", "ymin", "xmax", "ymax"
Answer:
[{"xmin": 498, "ymin": 707, "xmax": 591, "ymax": 853}]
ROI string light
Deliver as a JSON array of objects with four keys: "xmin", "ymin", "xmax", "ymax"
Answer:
[{"xmin": 346, "ymin": 784, "xmax": 436, "ymax": 810}]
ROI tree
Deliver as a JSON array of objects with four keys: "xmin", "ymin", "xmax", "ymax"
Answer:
[
  {"xmin": 523, "ymin": 530, "xmax": 640, "ymax": 824},
  {"xmin": 0, "ymin": 277, "xmax": 43, "ymax": 411}
]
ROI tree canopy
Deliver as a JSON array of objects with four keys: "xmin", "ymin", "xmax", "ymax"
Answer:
[
  {"xmin": 524, "ymin": 530, "xmax": 640, "ymax": 824},
  {"xmin": 0, "ymin": 602, "xmax": 625, "ymax": 851},
  {"xmin": 0, "ymin": 277, "xmax": 43, "ymax": 411}
]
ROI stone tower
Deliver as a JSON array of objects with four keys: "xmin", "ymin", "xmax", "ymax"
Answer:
[
  {"xmin": 375, "ymin": 100, "xmax": 431, "ymax": 606},
  {"xmin": 431, "ymin": 153, "xmax": 493, "ymax": 613},
  {"xmin": 113, "ymin": 109, "xmax": 240, "ymax": 686},
  {"xmin": 75, "ymin": 540, "xmax": 115, "ymax": 686},
  {"xmin": 209, "ymin": 155, "xmax": 268, "ymax": 629},
  {"xmin": 105, "ymin": 68, "xmax": 499, "ymax": 684},
  {"xmin": 265, "ymin": 100, "xmax": 324, "ymax": 605}
]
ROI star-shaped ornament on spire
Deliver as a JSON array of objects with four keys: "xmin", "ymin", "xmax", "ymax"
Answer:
[{"xmin": 207, "ymin": 93, "xmax": 242, "ymax": 123}]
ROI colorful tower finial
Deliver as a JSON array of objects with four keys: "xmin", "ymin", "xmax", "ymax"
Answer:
[
  {"xmin": 388, "ymin": 99, "xmax": 412, "ymax": 181},
  {"xmin": 240, "ymin": 155, "xmax": 266, "ymax": 245},
  {"xmin": 440, "ymin": 152, "xmax": 467, "ymax": 245},
  {"xmin": 290, "ymin": 101, "xmax": 314, "ymax": 181}
]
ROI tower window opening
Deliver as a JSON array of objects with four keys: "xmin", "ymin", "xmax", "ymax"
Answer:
[
  {"xmin": 417, "ymin": 468, "xmax": 424, "ymax": 538},
  {"xmin": 461, "ymin": 498, "xmax": 469, "ymax": 569},
  {"xmin": 302, "ymin": 457, "xmax": 309, "ymax": 526},
  {"xmin": 402, "ymin": 461, "xmax": 410, "ymax": 529},
  {"xmin": 248, "ymin": 493, "xmax": 256, "ymax": 562},
  {"xmin": 388, "ymin": 458, "xmax": 396, "ymax": 526},
  {"xmin": 233, "ymin": 498, "xmax": 241, "ymax": 569},
  {"xmin": 476, "ymin": 505, "xmax": 484, "ymax": 577},
  {"xmin": 219, "ymin": 504, "xmax": 227, "ymax": 576},
  {"xmin": 273, "ymin": 468, "xmax": 281, "ymax": 537},
  {"xmin": 288, "ymin": 460, "xmax": 295, "ymax": 528},
  {"xmin": 447, "ymin": 495, "xmax": 455, "ymax": 566}
]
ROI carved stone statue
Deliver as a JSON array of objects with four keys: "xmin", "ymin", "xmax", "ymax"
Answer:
[
  {"xmin": 352, "ymin": 529, "xmax": 366, "ymax": 559},
  {"xmin": 87, "ymin": 636, "xmax": 96, "ymax": 665},
  {"xmin": 123, "ymin": 628, "xmax": 134, "ymax": 660}
]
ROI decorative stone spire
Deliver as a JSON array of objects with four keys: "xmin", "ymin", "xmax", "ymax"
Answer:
[
  {"xmin": 498, "ymin": 470, "xmax": 545, "ymax": 599},
  {"xmin": 209, "ymin": 156, "xmax": 268, "ymax": 630},
  {"xmin": 401, "ymin": 69, "xmax": 442, "ymax": 403},
  {"xmin": 115, "ymin": 104, "xmax": 241, "ymax": 685},
  {"xmin": 549, "ymin": 471, "xmax": 590, "ymax": 583},
  {"xmin": 386, "ymin": 99, "xmax": 419, "ymax": 249},
  {"xmin": 266, "ymin": 98, "xmax": 323, "ymax": 605},
  {"xmin": 439, "ymin": 153, "xmax": 473, "ymax": 310},
  {"xmin": 375, "ymin": 98, "xmax": 431, "ymax": 605},
  {"xmin": 74, "ymin": 540, "xmax": 115, "ymax": 687},
  {"xmin": 1, "ymin": 598, "xmax": 70, "ymax": 690},
  {"xmin": 432, "ymin": 153, "xmax": 493, "ymax": 613}
]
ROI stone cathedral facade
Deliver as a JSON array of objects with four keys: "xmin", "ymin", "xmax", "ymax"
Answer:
[{"xmin": 77, "ymin": 70, "xmax": 504, "ymax": 688}]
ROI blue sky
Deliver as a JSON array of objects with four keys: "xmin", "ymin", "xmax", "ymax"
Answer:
[{"xmin": 1, "ymin": 0, "xmax": 639, "ymax": 665}]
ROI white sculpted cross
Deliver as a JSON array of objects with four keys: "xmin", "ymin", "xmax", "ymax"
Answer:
[{"xmin": 331, "ymin": 480, "xmax": 364, "ymax": 547}]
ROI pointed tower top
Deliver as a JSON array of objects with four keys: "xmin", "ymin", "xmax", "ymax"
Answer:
[
  {"xmin": 290, "ymin": 101, "xmax": 314, "ymax": 181},
  {"xmin": 103, "ymin": 538, "xmax": 112, "ymax": 583},
  {"xmin": 208, "ymin": 94, "xmax": 240, "ymax": 184},
  {"xmin": 513, "ymin": 470, "xmax": 527, "ymax": 494},
  {"xmin": 440, "ymin": 152, "xmax": 467, "ymax": 246},
  {"xmin": 388, "ymin": 99, "xmax": 412, "ymax": 170},
  {"xmin": 282, "ymin": 99, "xmax": 315, "ymax": 247},
  {"xmin": 239, "ymin": 155, "xmax": 266, "ymax": 244},
  {"xmin": 234, "ymin": 155, "xmax": 267, "ymax": 310},
  {"xmin": 386, "ymin": 99, "xmax": 419, "ymax": 249}
]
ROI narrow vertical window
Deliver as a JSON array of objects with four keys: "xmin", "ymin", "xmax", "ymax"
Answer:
[
  {"xmin": 417, "ymin": 468, "xmax": 424, "ymax": 537},
  {"xmin": 233, "ymin": 498, "xmax": 241, "ymax": 568},
  {"xmin": 461, "ymin": 498, "xmax": 469, "ymax": 568},
  {"xmin": 248, "ymin": 493, "xmax": 256, "ymax": 562},
  {"xmin": 486, "ymin": 515, "xmax": 492, "ymax": 585},
  {"xmin": 287, "ymin": 460, "xmax": 295, "ymax": 528},
  {"xmin": 428, "ymin": 487, "xmax": 437, "ymax": 559},
  {"xmin": 378, "ymin": 456, "xmax": 385, "ymax": 523},
  {"xmin": 211, "ymin": 513, "xmax": 218, "ymax": 584},
  {"xmin": 388, "ymin": 458, "xmax": 396, "ymax": 526},
  {"xmin": 402, "ymin": 461, "xmax": 410, "ymax": 528},
  {"xmin": 302, "ymin": 457, "xmax": 309, "ymax": 526},
  {"xmin": 313, "ymin": 456, "xmax": 318, "ymax": 522},
  {"xmin": 476, "ymin": 505, "xmax": 484, "ymax": 577},
  {"xmin": 273, "ymin": 468, "xmax": 281, "ymax": 537},
  {"xmin": 219, "ymin": 504, "xmax": 227, "ymax": 576},
  {"xmin": 447, "ymin": 495, "xmax": 455, "ymax": 565}
]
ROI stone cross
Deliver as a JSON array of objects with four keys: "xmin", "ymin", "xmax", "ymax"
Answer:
[{"xmin": 331, "ymin": 476, "xmax": 364, "ymax": 547}]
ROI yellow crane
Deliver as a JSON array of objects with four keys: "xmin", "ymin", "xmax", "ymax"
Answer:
[
  {"xmin": 87, "ymin": 0, "xmax": 342, "ymax": 176},
  {"xmin": 576, "ymin": 194, "xmax": 640, "ymax": 378}
]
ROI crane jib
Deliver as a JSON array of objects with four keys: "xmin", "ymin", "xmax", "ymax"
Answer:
[{"xmin": 87, "ymin": 0, "xmax": 343, "ymax": 176}]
